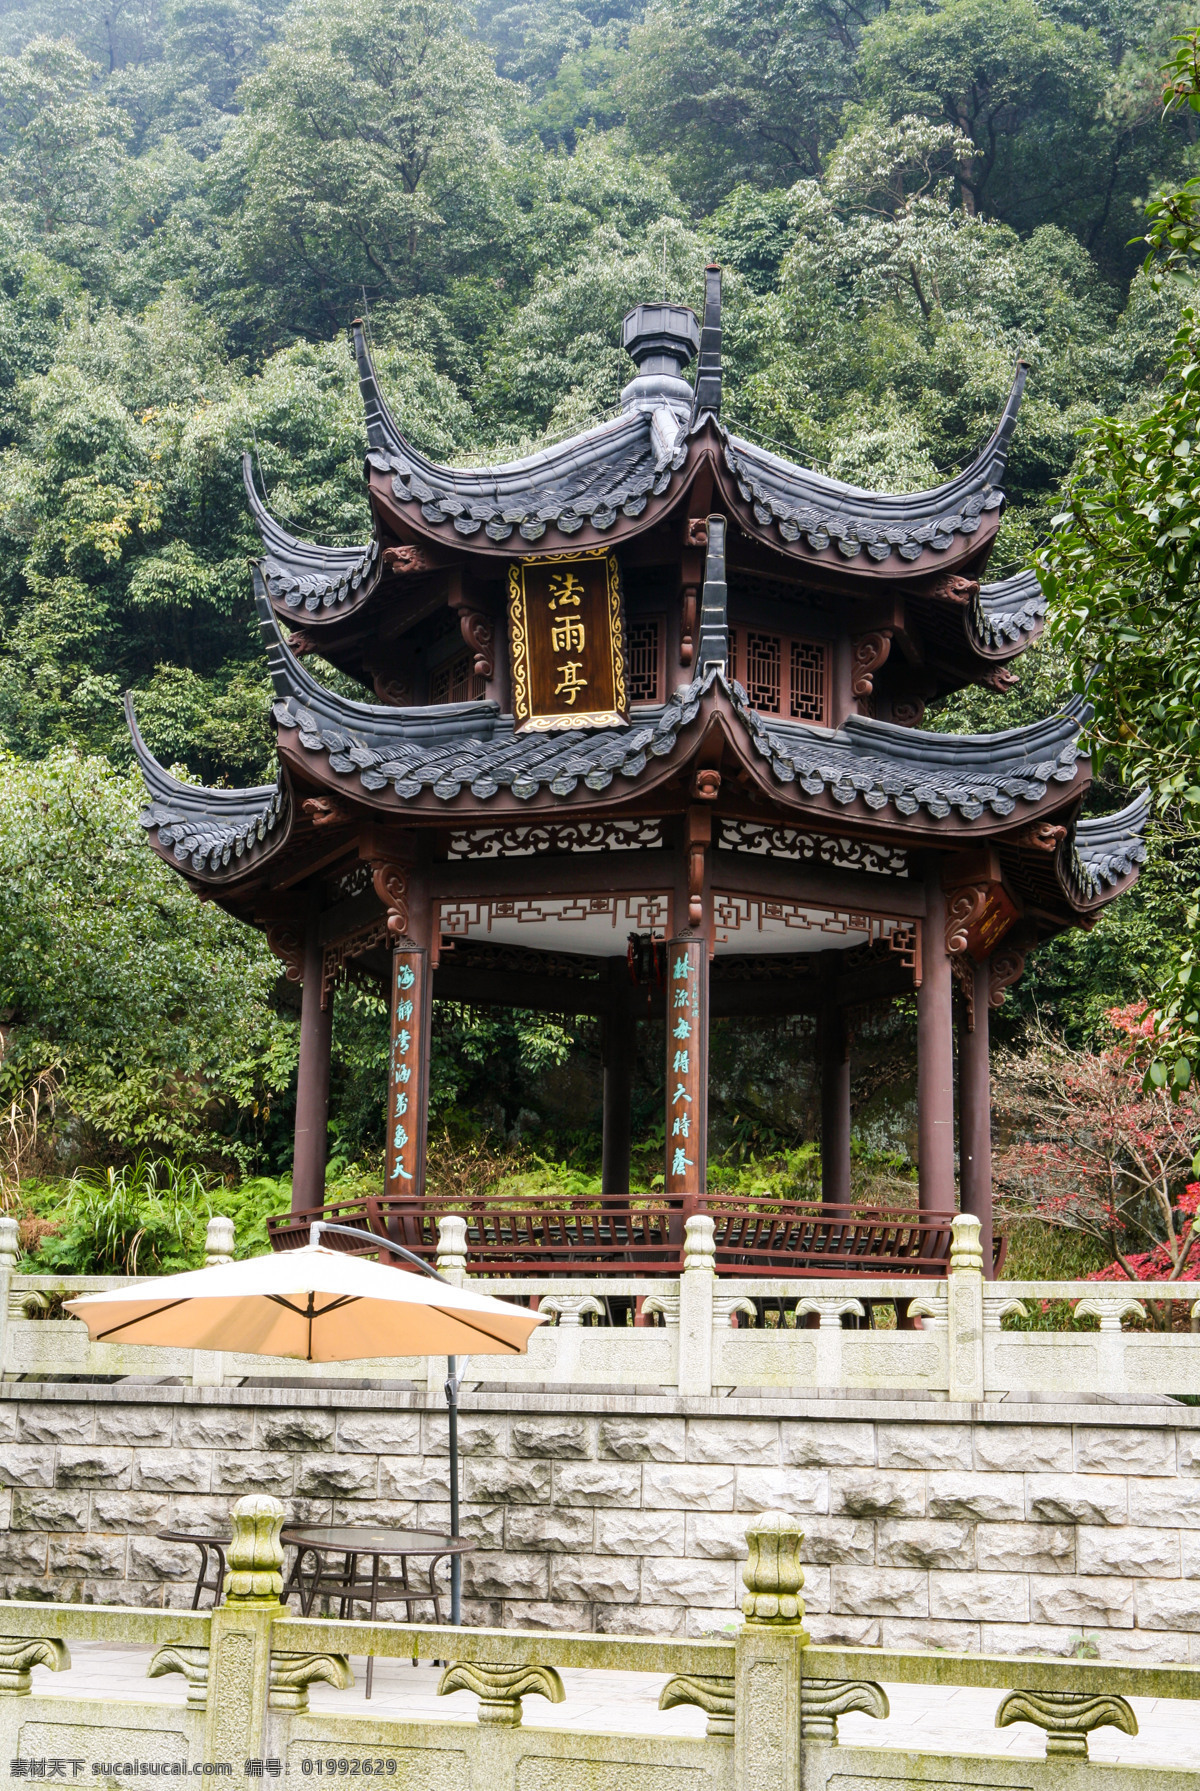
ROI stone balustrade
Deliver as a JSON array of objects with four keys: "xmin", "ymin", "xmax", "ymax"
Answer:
[
  {"xmin": 0, "ymin": 1498, "xmax": 1197, "ymax": 1789},
  {"xmin": 5, "ymin": 1212, "xmax": 1200, "ymax": 1403}
]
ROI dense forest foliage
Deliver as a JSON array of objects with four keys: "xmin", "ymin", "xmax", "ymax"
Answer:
[{"xmin": 0, "ymin": 0, "xmax": 1196, "ymax": 1206}]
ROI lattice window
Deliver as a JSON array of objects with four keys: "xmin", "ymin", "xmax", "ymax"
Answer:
[
  {"xmin": 744, "ymin": 631, "xmax": 782, "ymax": 714},
  {"xmin": 627, "ymin": 617, "xmax": 661, "ymax": 703},
  {"xmin": 731, "ymin": 628, "xmax": 828, "ymax": 724},
  {"xmin": 430, "ymin": 651, "xmax": 486, "ymax": 705},
  {"xmin": 790, "ymin": 640, "xmax": 826, "ymax": 723}
]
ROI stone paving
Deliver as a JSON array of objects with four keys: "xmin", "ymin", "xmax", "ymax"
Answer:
[{"xmin": 53, "ymin": 1639, "xmax": 1200, "ymax": 1770}]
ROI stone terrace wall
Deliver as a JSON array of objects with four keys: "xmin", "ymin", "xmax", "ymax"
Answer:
[{"xmin": 0, "ymin": 1384, "xmax": 1198, "ymax": 1662}]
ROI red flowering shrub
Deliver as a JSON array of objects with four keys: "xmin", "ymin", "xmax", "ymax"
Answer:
[{"xmin": 993, "ymin": 1012, "xmax": 1200, "ymax": 1286}]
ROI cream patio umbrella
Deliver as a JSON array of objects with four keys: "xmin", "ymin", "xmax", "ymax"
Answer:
[{"xmin": 67, "ymin": 1225, "xmax": 545, "ymax": 1622}]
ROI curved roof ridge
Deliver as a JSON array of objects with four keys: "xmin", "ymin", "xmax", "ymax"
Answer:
[
  {"xmin": 979, "ymin": 567, "xmax": 1042, "ymax": 611},
  {"xmin": 351, "ymin": 321, "xmax": 647, "ymax": 486},
  {"xmin": 126, "ymin": 692, "xmax": 278, "ymax": 809},
  {"xmin": 1070, "ymin": 789, "xmax": 1151, "ymax": 897},
  {"xmin": 243, "ymin": 453, "xmax": 380, "ymax": 617},
  {"xmin": 835, "ymin": 695, "xmax": 1086, "ymax": 768},
  {"xmin": 725, "ymin": 362, "xmax": 1027, "ymax": 517},
  {"xmin": 126, "ymin": 692, "xmax": 290, "ymax": 878},
  {"xmin": 255, "ymin": 588, "xmax": 501, "ymax": 748},
  {"xmin": 719, "ymin": 363, "xmax": 1028, "ymax": 565}
]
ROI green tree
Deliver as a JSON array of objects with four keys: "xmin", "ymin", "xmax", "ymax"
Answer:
[
  {"xmin": 0, "ymin": 747, "xmax": 297, "ymax": 1168},
  {"xmin": 208, "ymin": 0, "xmax": 515, "ymax": 343},
  {"xmin": 620, "ymin": 0, "xmax": 880, "ymax": 211}
]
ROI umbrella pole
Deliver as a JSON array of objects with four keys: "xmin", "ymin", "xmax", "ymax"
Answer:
[{"xmin": 446, "ymin": 1355, "xmax": 461, "ymax": 1626}]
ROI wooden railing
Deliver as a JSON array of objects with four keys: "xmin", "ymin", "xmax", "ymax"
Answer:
[{"xmin": 265, "ymin": 1194, "xmax": 1001, "ymax": 1276}]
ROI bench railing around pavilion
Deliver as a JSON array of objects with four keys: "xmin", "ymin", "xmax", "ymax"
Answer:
[
  {"xmin": 4, "ymin": 1212, "xmax": 1200, "ymax": 1402},
  {"xmin": 2, "ymin": 1499, "xmax": 1195, "ymax": 1788},
  {"xmin": 264, "ymin": 1192, "xmax": 1003, "ymax": 1277}
]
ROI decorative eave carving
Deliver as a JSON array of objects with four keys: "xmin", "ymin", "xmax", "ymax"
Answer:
[{"xmin": 852, "ymin": 631, "xmax": 892, "ymax": 700}]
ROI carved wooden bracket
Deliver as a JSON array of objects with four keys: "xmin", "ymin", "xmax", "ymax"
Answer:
[
  {"xmin": 891, "ymin": 698, "xmax": 925, "ymax": 728},
  {"xmin": 266, "ymin": 922, "xmax": 304, "ymax": 983},
  {"xmin": 852, "ymin": 631, "xmax": 892, "ymax": 699},
  {"xmin": 456, "ymin": 608, "xmax": 495, "ymax": 680},
  {"xmin": 685, "ymin": 517, "xmax": 709, "ymax": 548},
  {"xmin": 989, "ymin": 944, "xmax": 1027, "ymax": 1010},
  {"xmin": 382, "ymin": 544, "xmax": 434, "ymax": 575},
  {"xmin": 301, "ymin": 796, "xmax": 352, "ymax": 829},
  {"xmin": 371, "ymin": 860, "xmax": 410, "ymax": 939},
  {"xmin": 287, "ymin": 631, "xmax": 315, "ymax": 657},
  {"xmin": 1014, "ymin": 821, "xmax": 1067, "ymax": 852},
  {"xmin": 372, "ymin": 673, "xmax": 413, "ymax": 706},
  {"xmin": 692, "ymin": 768, "xmax": 721, "ymax": 802},
  {"xmin": 982, "ymin": 666, "xmax": 1019, "ymax": 693},
  {"xmin": 944, "ymin": 883, "xmax": 991, "ymax": 954}
]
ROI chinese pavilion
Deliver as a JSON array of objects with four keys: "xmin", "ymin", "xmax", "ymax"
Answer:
[{"xmin": 128, "ymin": 269, "xmax": 1148, "ymax": 1280}]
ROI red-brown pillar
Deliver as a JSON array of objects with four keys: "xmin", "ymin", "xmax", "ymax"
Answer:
[
  {"xmin": 917, "ymin": 865, "xmax": 956, "ymax": 1212},
  {"xmin": 820, "ymin": 1002, "xmax": 852, "ymax": 1205},
  {"xmin": 383, "ymin": 867, "xmax": 433, "ymax": 1207},
  {"xmin": 602, "ymin": 958, "xmax": 635, "ymax": 1198},
  {"xmin": 664, "ymin": 937, "xmax": 709, "ymax": 1214},
  {"xmin": 958, "ymin": 956, "xmax": 994, "ymax": 1276},
  {"xmin": 292, "ymin": 891, "xmax": 333, "ymax": 1214}
]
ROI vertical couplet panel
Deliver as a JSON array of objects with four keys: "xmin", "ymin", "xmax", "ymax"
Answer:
[
  {"xmin": 665, "ymin": 937, "xmax": 709, "ymax": 1210},
  {"xmin": 385, "ymin": 946, "xmax": 431, "ymax": 1204}
]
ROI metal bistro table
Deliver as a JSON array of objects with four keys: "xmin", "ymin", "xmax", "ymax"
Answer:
[{"xmin": 284, "ymin": 1526, "xmax": 476, "ymax": 1696}]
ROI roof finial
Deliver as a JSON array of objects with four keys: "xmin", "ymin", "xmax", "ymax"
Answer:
[{"xmin": 690, "ymin": 265, "xmax": 722, "ymax": 428}]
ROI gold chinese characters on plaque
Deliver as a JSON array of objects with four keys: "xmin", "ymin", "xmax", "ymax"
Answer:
[{"xmin": 507, "ymin": 551, "xmax": 628, "ymax": 733}]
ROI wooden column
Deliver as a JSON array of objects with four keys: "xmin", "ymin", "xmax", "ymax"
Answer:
[
  {"xmin": 664, "ymin": 937, "xmax": 709, "ymax": 1213},
  {"xmin": 292, "ymin": 890, "xmax": 333, "ymax": 1214},
  {"xmin": 378, "ymin": 860, "xmax": 433, "ymax": 1206},
  {"xmin": 917, "ymin": 864, "xmax": 956, "ymax": 1213},
  {"xmin": 602, "ymin": 958, "xmax": 635, "ymax": 1198},
  {"xmin": 958, "ymin": 956, "xmax": 994, "ymax": 1277},
  {"xmin": 820, "ymin": 1003, "xmax": 852, "ymax": 1205}
]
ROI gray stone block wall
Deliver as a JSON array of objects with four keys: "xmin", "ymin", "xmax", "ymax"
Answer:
[{"xmin": 1, "ymin": 1385, "xmax": 1199, "ymax": 1663}]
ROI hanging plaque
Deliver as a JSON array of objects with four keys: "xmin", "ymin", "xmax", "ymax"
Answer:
[{"xmin": 507, "ymin": 550, "xmax": 628, "ymax": 733}]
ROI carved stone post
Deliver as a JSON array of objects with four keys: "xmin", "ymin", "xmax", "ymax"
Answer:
[
  {"xmin": 436, "ymin": 1215, "xmax": 468, "ymax": 1286},
  {"xmin": 819, "ymin": 1003, "xmax": 851, "ymax": 1205},
  {"xmin": 735, "ymin": 1513, "xmax": 808, "ymax": 1791},
  {"xmin": 958, "ymin": 955, "xmax": 994, "ymax": 1275},
  {"xmin": 203, "ymin": 1494, "xmax": 283, "ymax": 1765},
  {"xmin": 947, "ymin": 1213, "xmax": 985, "ymax": 1402},
  {"xmin": 0, "ymin": 1215, "xmax": 20, "ymax": 1382},
  {"xmin": 292, "ymin": 890, "xmax": 333, "ymax": 1213},
  {"xmin": 678, "ymin": 1213, "xmax": 716, "ymax": 1397},
  {"xmin": 917, "ymin": 864, "xmax": 956, "ymax": 1213}
]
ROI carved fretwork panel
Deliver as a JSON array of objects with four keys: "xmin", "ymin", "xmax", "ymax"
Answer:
[
  {"xmin": 887, "ymin": 920, "xmax": 922, "ymax": 986},
  {"xmin": 446, "ymin": 819, "xmax": 663, "ymax": 860},
  {"xmin": 718, "ymin": 821, "xmax": 908, "ymax": 877},
  {"xmin": 322, "ymin": 914, "xmax": 391, "ymax": 1008},
  {"xmin": 439, "ymin": 893, "xmax": 670, "ymax": 939}
]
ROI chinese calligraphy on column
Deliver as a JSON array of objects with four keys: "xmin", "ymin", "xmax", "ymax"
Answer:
[
  {"xmin": 385, "ymin": 947, "xmax": 429, "ymax": 1198},
  {"xmin": 664, "ymin": 937, "xmax": 707, "ymax": 1207},
  {"xmin": 507, "ymin": 551, "xmax": 628, "ymax": 732}
]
